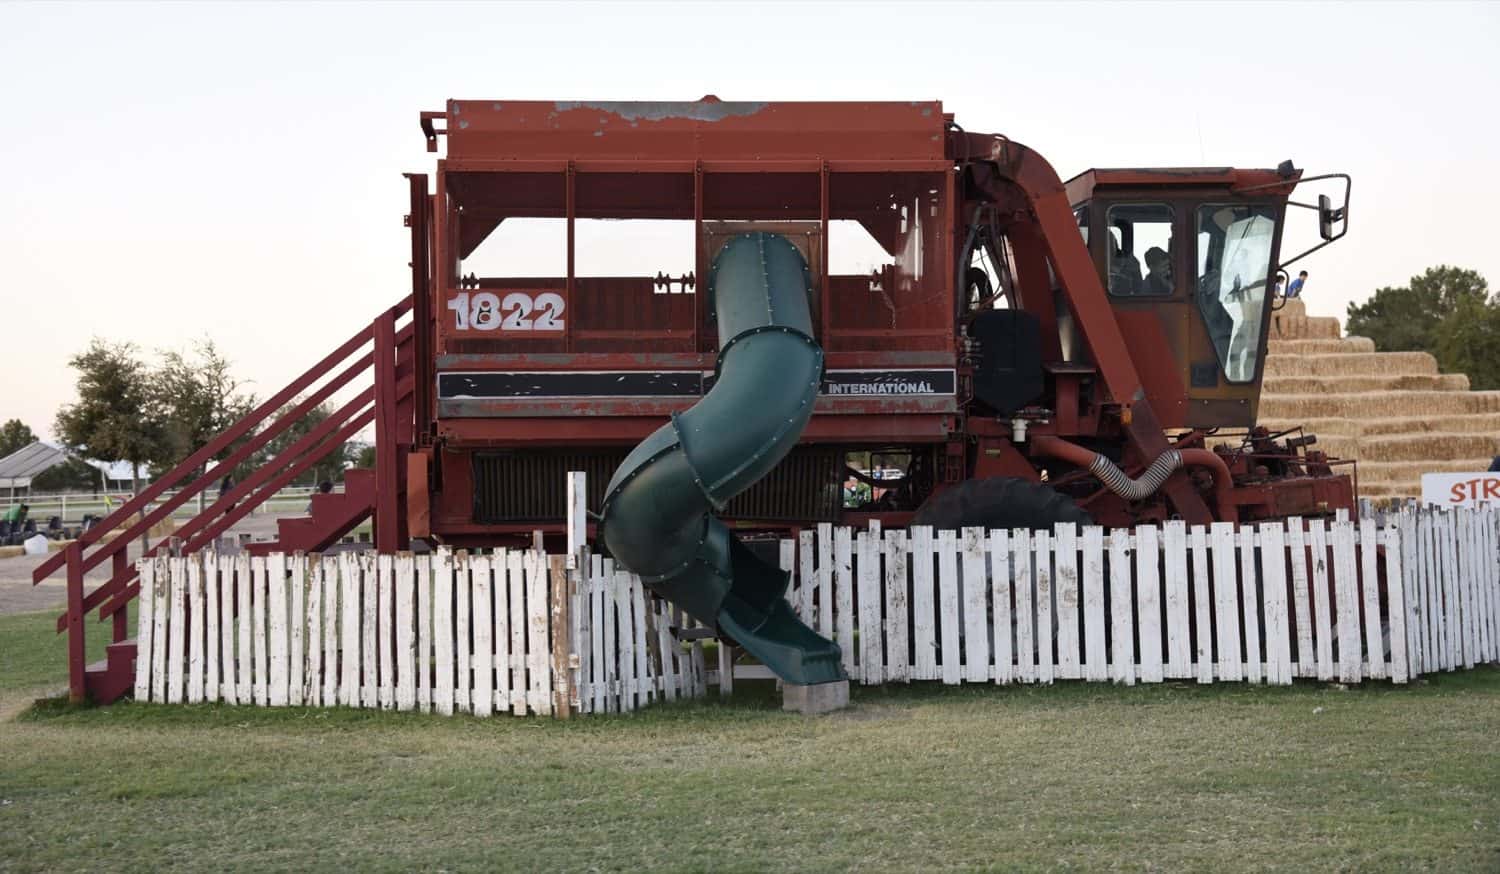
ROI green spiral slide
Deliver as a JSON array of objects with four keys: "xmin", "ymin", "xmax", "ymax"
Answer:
[{"xmin": 598, "ymin": 232, "xmax": 845, "ymax": 686}]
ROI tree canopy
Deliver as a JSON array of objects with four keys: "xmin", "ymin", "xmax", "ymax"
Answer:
[
  {"xmin": 149, "ymin": 340, "xmax": 257, "ymax": 475},
  {"xmin": 1345, "ymin": 265, "xmax": 1499, "ymax": 390},
  {"xmin": 0, "ymin": 419, "xmax": 36, "ymax": 458},
  {"xmin": 53, "ymin": 337, "xmax": 355, "ymax": 491},
  {"xmin": 254, "ymin": 401, "xmax": 355, "ymax": 486},
  {"xmin": 53, "ymin": 339, "xmax": 164, "ymax": 487}
]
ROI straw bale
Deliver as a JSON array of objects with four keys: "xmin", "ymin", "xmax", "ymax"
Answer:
[
  {"xmin": 1267, "ymin": 337, "xmax": 1375, "ymax": 355},
  {"xmin": 1263, "ymin": 352, "xmax": 1439, "ymax": 378},
  {"xmin": 1262, "ymin": 374, "xmax": 1469, "ymax": 394},
  {"xmin": 1357, "ymin": 433, "xmax": 1500, "ymax": 463},
  {"xmin": 1260, "ymin": 390, "xmax": 1500, "ymax": 419},
  {"xmin": 1258, "ymin": 413, "xmax": 1500, "ymax": 438}
]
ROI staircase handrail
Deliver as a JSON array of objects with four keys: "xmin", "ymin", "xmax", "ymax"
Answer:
[
  {"xmin": 32, "ymin": 297, "xmax": 412, "ymax": 585},
  {"xmin": 97, "ymin": 404, "xmax": 390, "ymax": 622},
  {"xmin": 63, "ymin": 386, "xmax": 378, "ymax": 630}
]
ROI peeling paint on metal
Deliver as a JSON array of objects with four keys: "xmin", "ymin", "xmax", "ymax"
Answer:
[
  {"xmin": 552, "ymin": 100, "xmax": 768, "ymax": 123},
  {"xmin": 460, "ymin": 119, "xmax": 470, "ymax": 129}
]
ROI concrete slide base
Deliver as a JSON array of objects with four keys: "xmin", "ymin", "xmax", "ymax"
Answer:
[{"xmin": 783, "ymin": 680, "xmax": 850, "ymax": 715}]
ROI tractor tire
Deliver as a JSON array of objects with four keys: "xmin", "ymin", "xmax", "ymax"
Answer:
[{"xmin": 912, "ymin": 477, "xmax": 1092, "ymax": 531}]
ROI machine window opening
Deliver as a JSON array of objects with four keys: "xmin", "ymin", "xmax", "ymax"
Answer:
[
  {"xmin": 459, "ymin": 217, "xmax": 566, "ymax": 280},
  {"xmin": 572, "ymin": 219, "xmax": 696, "ymax": 293},
  {"xmin": 1104, "ymin": 203, "xmax": 1174, "ymax": 297},
  {"xmin": 828, "ymin": 219, "xmax": 893, "ymax": 294},
  {"xmin": 1196, "ymin": 204, "xmax": 1278, "ymax": 383}
]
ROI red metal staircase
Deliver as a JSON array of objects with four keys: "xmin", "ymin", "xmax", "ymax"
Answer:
[
  {"xmin": 246, "ymin": 468, "xmax": 377, "ymax": 556},
  {"xmin": 33, "ymin": 299, "xmax": 417, "ymax": 704}
]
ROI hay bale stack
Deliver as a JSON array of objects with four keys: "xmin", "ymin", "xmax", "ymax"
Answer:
[
  {"xmin": 1268, "ymin": 337, "xmax": 1376, "ymax": 355},
  {"xmin": 1263, "ymin": 351, "xmax": 1437, "ymax": 377},
  {"xmin": 1263, "ymin": 374, "xmax": 1470, "ymax": 394},
  {"xmin": 1256, "ymin": 299, "xmax": 1499, "ymax": 498},
  {"xmin": 1268, "ymin": 298, "xmax": 1343, "ymax": 339}
]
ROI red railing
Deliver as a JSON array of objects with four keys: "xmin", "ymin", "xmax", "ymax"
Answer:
[{"xmin": 38, "ymin": 299, "xmax": 416, "ymax": 702}]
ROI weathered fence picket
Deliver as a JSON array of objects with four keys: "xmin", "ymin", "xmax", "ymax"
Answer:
[{"xmin": 131, "ymin": 506, "xmax": 1499, "ymax": 719}]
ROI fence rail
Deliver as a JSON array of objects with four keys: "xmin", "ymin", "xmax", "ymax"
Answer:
[{"xmin": 132, "ymin": 506, "xmax": 1500, "ymax": 717}]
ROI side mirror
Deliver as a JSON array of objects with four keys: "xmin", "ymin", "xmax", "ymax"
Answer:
[
  {"xmin": 1318, "ymin": 193, "xmax": 1345, "ymax": 241},
  {"xmin": 1241, "ymin": 172, "xmax": 1351, "ymax": 272}
]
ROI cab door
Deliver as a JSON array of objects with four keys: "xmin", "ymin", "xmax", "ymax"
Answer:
[
  {"xmin": 1091, "ymin": 198, "xmax": 1193, "ymax": 428},
  {"xmin": 1187, "ymin": 202, "xmax": 1283, "ymax": 427}
]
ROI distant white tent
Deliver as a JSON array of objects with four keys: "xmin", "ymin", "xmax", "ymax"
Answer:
[
  {"xmin": 0, "ymin": 443, "xmax": 72, "ymax": 491},
  {"xmin": 0, "ymin": 442, "xmax": 149, "ymax": 496}
]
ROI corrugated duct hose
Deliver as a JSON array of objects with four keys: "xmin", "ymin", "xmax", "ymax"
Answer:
[
  {"xmin": 1032, "ymin": 435, "xmax": 1236, "ymax": 519},
  {"xmin": 1089, "ymin": 449, "xmax": 1183, "ymax": 502},
  {"xmin": 598, "ymin": 232, "xmax": 845, "ymax": 686}
]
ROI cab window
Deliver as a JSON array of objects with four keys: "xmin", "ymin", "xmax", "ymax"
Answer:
[
  {"xmin": 1105, "ymin": 203, "xmax": 1174, "ymax": 297},
  {"xmin": 1195, "ymin": 204, "xmax": 1277, "ymax": 382}
]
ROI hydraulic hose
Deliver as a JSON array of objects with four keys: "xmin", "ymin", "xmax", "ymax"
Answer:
[
  {"xmin": 1032, "ymin": 436, "xmax": 1236, "ymax": 520},
  {"xmin": 598, "ymin": 232, "xmax": 844, "ymax": 686}
]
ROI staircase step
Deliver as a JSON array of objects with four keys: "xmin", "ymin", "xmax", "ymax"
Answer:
[
  {"xmin": 1260, "ymin": 413, "xmax": 1500, "ymax": 439},
  {"xmin": 1263, "ymin": 373, "xmax": 1470, "ymax": 394},
  {"xmin": 1260, "ymin": 390, "xmax": 1500, "ymax": 420},
  {"xmin": 1358, "ymin": 458, "xmax": 1498, "ymax": 483},
  {"xmin": 1271, "ymin": 315, "xmax": 1342, "ymax": 340},
  {"xmin": 1357, "ymin": 433, "xmax": 1500, "ymax": 463},
  {"xmin": 344, "ymin": 468, "xmax": 376, "ymax": 497},
  {"xmin": 1262, "ymin": 351, "xmax": 1439, "ymax": 377},
  {"xmin": 87, "ymin": 638, "xmax": 138, "ymax": 704},
  {"xmin": 1267, "ymin": 337, "xmax": 1376, "ymax": 355}
]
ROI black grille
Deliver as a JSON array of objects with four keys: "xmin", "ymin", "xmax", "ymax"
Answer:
[
  {"xmin": 724, "ymin": 446, "xmax": 842, "ymax": 522},
  {"xmin": 472, "ymin": 446, "xmax": 842, "ymax": 524}
]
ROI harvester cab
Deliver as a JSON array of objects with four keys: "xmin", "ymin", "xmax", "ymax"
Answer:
[{"xmin": 1061, "ymin": 167, "xmax": 1315, "ymax": 428}]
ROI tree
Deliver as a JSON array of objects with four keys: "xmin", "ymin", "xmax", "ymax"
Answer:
[
  {"xmin": 1344, "ymin": 265, "xmax": 1500, "ymax": 390},
  {"xmin": 1433, "ymin": 293, "xmax": 1500, "ymax": 391},
  {"xmin": 1345, "ymin": 265, "xmax": 1490, "ymax": 352},
  {"xmin": 32, "ymin": 457, "xmax": 103, "ymax": 492},
  {"xmin": 148, "ymin": 340, "xmax": 256, "ymax": 475},
  {"xmin": 0, "ymin": 420, "xmax": 36, "ymax": 458},
  {"xmin": 255, "ymin": 401, "xmax": 353, "ymax": 486},
  {"xmin": 53, "ymin": 339, "xmax": 165, "ymax": 494},
  {"xmin": 353, "ymin": 443, "xmax": 376, "ymax": 471}
]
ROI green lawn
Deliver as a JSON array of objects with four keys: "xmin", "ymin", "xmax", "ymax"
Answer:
[
  {"xmin": 0, "ymin": 607, "xmax": 126, "ymax": 696},
  {"xmin": 1, "ymin": 608, "xmax": 1497, "ymax": 872}
]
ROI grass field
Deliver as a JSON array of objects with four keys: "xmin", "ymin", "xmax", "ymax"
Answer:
[{"xmin": 2, "ymin": 609, "xmax": 1498, "ymax": 873}]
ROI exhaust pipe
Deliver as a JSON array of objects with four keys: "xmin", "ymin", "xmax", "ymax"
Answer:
[{"xmin": 598, "ymin": 232, "xmax": 844, "ymax": 686}]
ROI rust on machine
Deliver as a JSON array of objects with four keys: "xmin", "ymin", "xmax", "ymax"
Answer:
[{"xmin": 431, "ymin": 98, "xmax": 947, "ymax": 163}]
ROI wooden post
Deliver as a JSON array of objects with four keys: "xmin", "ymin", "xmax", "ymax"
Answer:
[
  {"xmin": 65, "ymin": 542, "xmax": 86, "ymax": 703},
  {"xmin": 549, "ymin": 553, "xmax": 572, "ymax": 719},
  {"xmin": 566, "ymin": 471, "xmax": 586, "ymax": 568},
  {"xmin": 112, "ymin": 550, "xmax": 129, "ymax": 642},
  {"xmin": 373, "ymin": 311, "xmax": 399, "ymax": 553}
]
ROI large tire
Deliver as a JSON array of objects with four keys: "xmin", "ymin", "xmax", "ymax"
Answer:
[{"xmin": 912, "ymin": 477, "xmax": 1092, "ymax": 530}]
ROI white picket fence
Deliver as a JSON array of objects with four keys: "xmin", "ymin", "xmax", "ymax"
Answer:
[
  {"xmin": 131, "ymin": 547, "xmax": 714, "ymax": 716},
  {"xmin": 769, "ymin": 509, "xmax": 1497, "ymax": 687},
  {"xmin": 132, "ymin": 506, "xmax": 1500, "ymax": 717}
]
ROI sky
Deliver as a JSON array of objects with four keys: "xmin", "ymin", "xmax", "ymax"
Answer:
[{"xmin": 3, "ymin": 0, "xmax": 1498, "ymax": 442}]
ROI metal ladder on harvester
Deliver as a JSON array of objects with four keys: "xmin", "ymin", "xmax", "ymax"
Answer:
[{"xmin": 31, "ymin": 298, "xmax": 417, "ymax": 704}]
